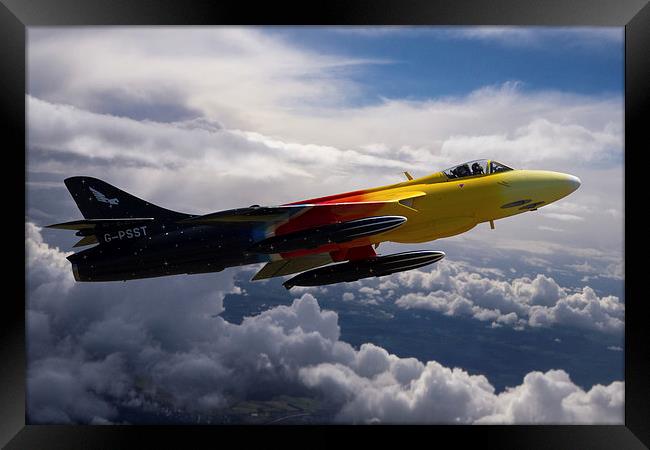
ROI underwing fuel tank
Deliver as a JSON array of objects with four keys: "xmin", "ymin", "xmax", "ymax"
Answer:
[{"xmin": 282, "ymin": 250, "xmax": 445, "ymax": 289}]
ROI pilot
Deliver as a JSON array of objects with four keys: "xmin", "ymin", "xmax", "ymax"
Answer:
[
  {"xmin": 455, "ymin": 164, "xmax": 470, "ymax": 178},
  {"xmin": 471, "ymin": 162, "xmax": 484, "ymax": 175}
]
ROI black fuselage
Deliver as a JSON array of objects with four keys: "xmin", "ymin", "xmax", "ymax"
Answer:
[{"xmin": 67, "ymin": 220, "xmax": 267, "ymax": 282}]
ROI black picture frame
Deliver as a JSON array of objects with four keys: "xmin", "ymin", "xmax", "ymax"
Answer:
[{"xmin": 2, "ymin": 0, "xmax": 648, "ymax": 447}]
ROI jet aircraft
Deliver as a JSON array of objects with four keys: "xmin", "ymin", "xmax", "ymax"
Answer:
[{"xmin": 46, "ymin": 160, "xmax": 581, "ymax": 289}]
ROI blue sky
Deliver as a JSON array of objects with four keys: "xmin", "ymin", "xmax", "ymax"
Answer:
[
  {"xmin": 26, "ymin": 26, "xmax": 624, "ymax": 424},
  {"xmin": 267, "ymin": 27, "xmax": 623, "ymax": 101}
]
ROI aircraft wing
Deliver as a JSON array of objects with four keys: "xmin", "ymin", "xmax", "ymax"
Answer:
[
  {"xmin": 177, "ymin": 205, "xmax": 305, "ymax": 224},
  {"xmin": 45, "ymin": 218, "xmax": 155, "ymax": 247},
  {"xmin": 251, "ymin": 253, "xmax": 334, "ymax": 280},
  {"xmin": 46, "ymin": 218, "xmax": 155, "ymax": 230},
  {"xmin": 179, "ymin": 191, "xmax": 425, "ymax": 225}
]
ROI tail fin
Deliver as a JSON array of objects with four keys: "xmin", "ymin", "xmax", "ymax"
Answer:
[{"xmin": 64, "ymin": 176, "xmax": 191, "ymax": 220}]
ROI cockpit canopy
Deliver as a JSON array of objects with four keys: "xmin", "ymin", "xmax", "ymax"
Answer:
[{"xmin": 442, "ymin": 159, "xmax": 513, "ymax": 180}]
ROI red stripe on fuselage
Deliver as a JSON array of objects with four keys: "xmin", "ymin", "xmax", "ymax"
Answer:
[
  {"xmin": 275, "ymin": 201, "xmax": 383, "ymax": 259},
  {"xmin": 275, "ymin": 202, "xmax": 382, "ymax": 235}
]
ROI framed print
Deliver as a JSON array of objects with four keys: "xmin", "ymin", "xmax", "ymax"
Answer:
[{"xmin": 2, "ymin": 0, "xmax": 648, "ymax": 447}]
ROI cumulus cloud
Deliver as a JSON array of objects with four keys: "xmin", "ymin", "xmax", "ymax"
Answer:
[
  {"xmin": 301, "ymin": 362, "xmax": 623, "ymax": 424},
  {"xmin": 28, "ymin": 353, "xmax": 131, "ymax": 424},
  {"xmin": 26, "ymin": 222, "xmax": 76, "ymax": 297},
  {"xmin": 474, "ymin": 371, "xmax": 624, "ymax": 424},
  {"xmin": 384, "ymin": 260, "xmax": 624, "ymax": 333},
  {"xmin": 25, "ymin": 224, "xmax": 622, "ymax": 424},
  {"xmin": 440, "ymin": 116, "xmax": 621, "ymax": 167}
]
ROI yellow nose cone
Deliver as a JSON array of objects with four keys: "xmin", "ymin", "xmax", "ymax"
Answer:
[
  {"xmin": 549, "ymin": 172, "xmax": 581, "ymax": 197},
  {"xmin": 524, "ymin": 171, "xmax": 582, "ymax": 203},
  {"xmin": 564, "ymin": 174, "xmax": 582, "ymax": 193}
]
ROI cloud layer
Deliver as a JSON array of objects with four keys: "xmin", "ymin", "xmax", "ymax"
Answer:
[
  {"xmin": 302, "ymin": 359, "xmax": 623, "ymax": 424},
  {"xmin": 29, "ymin": 27, "xmax": 622, "ymax": 167},
  {"xmin": 26, "ymin": 223, "xmax": 622, "ymax": 424},
  {"xmin": 336, "ymin": 259, "xmax": 624, "ymax": 333}
]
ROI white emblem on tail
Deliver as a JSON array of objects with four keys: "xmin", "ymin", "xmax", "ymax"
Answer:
[{"xmin": 89, "ymin": 186, "xmax": 119, "ymax": 205}]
